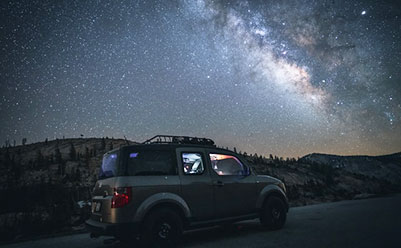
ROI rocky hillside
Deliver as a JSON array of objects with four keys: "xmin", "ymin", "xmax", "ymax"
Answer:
[
  {"xmin": 0, "ymin": 138, "xmax": 131, "ymax": 242},
  {"xmin": 300, "ymin": 152, "xmax": 401, "ymax": 184},
  {"xmin": 248, "ymin": 154, "xmax": 401, "ymax": 206},
  {"xmin": 0, "ymin": 139, "xmax": 400, "ymax": 242}
]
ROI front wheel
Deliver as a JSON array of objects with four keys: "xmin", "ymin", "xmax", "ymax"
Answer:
[
  {"xmin": 141, "ymin": 208, "xmax": 183, "ymax": 247},
  {"xmin": 260, "ymin": 196, "xmax": 287, "ymax": 230}
]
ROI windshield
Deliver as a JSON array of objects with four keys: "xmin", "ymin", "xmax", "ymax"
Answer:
[{"xmin": 99, "ymin": 151, "xmax": 119, "ymax": 179}]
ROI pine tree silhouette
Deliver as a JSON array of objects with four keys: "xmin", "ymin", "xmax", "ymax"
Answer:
[
  {"xmin": 69, "ymin": 143, "xmax": 76, "ymax": 161},
  {"xmin": 55, "ymin": 147, "xmax": 62, "ymax": 164},
  {"xmin": 36, "ymin": 150, "xmax": 44, "ymax": 168}
]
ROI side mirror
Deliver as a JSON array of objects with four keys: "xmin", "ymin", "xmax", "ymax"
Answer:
[
  {"xmin": 240, "ymin": 166, "xmax": 251, "ymax": 176},
  {"xmin": 246, "ymin": 166, "xmax": 252, "ymax": 176}
]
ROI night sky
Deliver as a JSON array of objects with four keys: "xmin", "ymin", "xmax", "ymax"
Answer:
[{"xmin": 1, "ymin": 0, "xmax": 400, "ymax": 157}]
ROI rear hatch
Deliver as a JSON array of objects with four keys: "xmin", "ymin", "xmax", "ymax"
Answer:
[{"xmin": 90, "ymin": 151, "xmax": 120, "ymax": 223}]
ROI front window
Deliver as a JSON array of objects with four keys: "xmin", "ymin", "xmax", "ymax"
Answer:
[
  {"xmin": 126, "ymin": 150, "xmax": 177, "ymax": 176},
  {"xmin": 210, "ymin": 153, "xmax": 249, "ymax": 176},
  {"xmin": 99, "ymin": 152, "xmax": 119, "ymax": 179},
  {"xmin": 182, "ymin": 153, "xmax": 204, "ymax": 175}
]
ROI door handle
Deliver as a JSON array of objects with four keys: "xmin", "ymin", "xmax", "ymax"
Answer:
[{"xmin": 213, "ymin": 181, "xmax": 224, "ymax": 187}]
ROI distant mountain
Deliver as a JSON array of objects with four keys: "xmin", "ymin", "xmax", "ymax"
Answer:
[{"xmin": 299, "ymin": 152, "xmax": 401, "ymax": 184}]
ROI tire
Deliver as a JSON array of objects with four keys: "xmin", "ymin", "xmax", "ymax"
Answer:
[
  {"xmin": 260, "ymin": 196, "xmax": 287, "ymax": 230},
  {"xmin": 141, "ymin": 208, "xmax": 183, "ymax": 248}
]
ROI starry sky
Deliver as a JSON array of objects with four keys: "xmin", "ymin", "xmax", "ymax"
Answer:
[{"xmin": 1, "ymin": 0, "xmax": 400, "ymax": 157}]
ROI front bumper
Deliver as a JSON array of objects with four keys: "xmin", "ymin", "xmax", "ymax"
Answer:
[{"xmin": 85, "ymin": 218, "xmax": 139, "ymax": 237}]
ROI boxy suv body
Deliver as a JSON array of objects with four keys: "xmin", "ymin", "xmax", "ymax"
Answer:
[{"xmin": 86, "ymin": 136, "xmax": 288, "ymax": 246}]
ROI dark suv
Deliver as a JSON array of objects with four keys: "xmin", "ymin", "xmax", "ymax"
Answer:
[{"xmin": 86, "ymin": 135, "xmax": 288, "ymax": 246}]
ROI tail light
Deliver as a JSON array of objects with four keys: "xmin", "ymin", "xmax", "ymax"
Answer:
[{"xmin": 111, "ymin": 187, "xmax": 132, "ymax": 208}]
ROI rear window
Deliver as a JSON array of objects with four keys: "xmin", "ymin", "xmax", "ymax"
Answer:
[
  {"xmin": 126, "ymin": 150, "xmax": 177, "ymax": 176},
  {"xmin": 99, "ymin": 152, "xmax": 119, "ymax": 179}
]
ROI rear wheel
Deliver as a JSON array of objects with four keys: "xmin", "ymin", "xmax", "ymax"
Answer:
[
  {"xmin": 260, "ymin": 196, "xmax": 287, "ymax": 230},
  {"xmin": 141, "ymin": 208, "xmax": 183, "ymax": 247}
]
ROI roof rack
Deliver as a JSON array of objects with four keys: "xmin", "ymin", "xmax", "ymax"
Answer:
[{"xmin": 143, "ymin": 135, "xmax": 215, "ymax": 147}]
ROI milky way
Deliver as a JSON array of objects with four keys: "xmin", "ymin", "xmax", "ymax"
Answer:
[{"xmin": 1, "ymin": 0, "xmax": 400, "ymax": 157}]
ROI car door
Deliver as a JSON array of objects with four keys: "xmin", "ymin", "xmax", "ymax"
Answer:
[
  {"xmin": 207, "ymin": 149, "xmax": 258, "ymax": 218},
  {"xmin": 177, "ymin": 147, "xmax": 214, "ymax": 221}
]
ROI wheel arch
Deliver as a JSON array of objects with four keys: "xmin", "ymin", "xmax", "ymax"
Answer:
[
  {"xmin": 256, "ymin": 185, "xmax": 289, "ymax": 212},
  {"xmin": 133, "ymin": 193, "xmax": 191, "ymax": 225}
]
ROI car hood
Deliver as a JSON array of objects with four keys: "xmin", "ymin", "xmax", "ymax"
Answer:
[{"xmin": 256, "ymin": 175, "xmax": 282, "ymax": 184}]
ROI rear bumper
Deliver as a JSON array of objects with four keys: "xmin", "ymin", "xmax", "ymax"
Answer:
[{"xmin": 85, "ymin": 218, "xmax": 139, "ymax": 237}]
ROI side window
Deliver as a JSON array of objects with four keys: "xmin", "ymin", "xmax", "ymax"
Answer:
[
  {"xmin": 182, "ymin": 153, "xmax": 204, "ymax": 175},
  {"xmin": 99, "ymin": 152, "xmax": 119, "ymax": 179},
  {"xmin": 127, "ymin": 150, "xmax": 177, "ymax": 176},
  {"xmin": 210, "ymin": 153, "xmax": 248, "ymax": 176}
]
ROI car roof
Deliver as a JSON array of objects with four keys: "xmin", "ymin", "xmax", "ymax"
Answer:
[{"xmin": 117, "ymin": 143, "xmax": 236, "ymax": 153}]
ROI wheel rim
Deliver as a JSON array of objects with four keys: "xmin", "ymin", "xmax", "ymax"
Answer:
[
  {"xmin": 157, "ymin": 222, "xmax": 172, "ymax": 239},
  {"xmin": 272, "ymin": 207, "xmax": 281, "ymax": 220}
]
